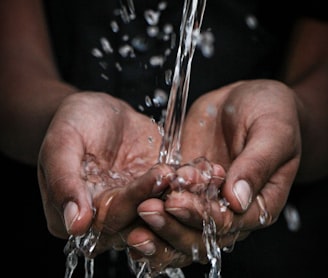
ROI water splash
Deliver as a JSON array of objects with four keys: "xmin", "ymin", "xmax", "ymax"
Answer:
[
  {"xmin": 157, "ymin": 0, "xmax": 223, "ymax": 276},
  {"xmin": 62, "ymin": 0, "xmax": 221, "ymax": 277},
  {"xmin": 64, "ymin": 229, "xmax": 100, "ymax": 278},
  {"xmin": 129, "ymin": 1, "xmax": 210, "ymax": 277},
  {"xmin": 156, "ymin": 0, "xmax": 222, "ymax": 277}
]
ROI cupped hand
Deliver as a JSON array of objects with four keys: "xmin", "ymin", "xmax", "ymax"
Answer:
[
  {"xmin": 37, "ymin": 92, "xmax": 174, "ymax": 253},
  {"xmin": 126, "ymin": 158, "xmax": 227, "ymax": 272},
  {"xmin": 127, "ymin": 79, "xmax": 302, "ymax": 269},
  {"xmin": 180, "ymin": 79, "xmax": 302, "ymax": 216}
]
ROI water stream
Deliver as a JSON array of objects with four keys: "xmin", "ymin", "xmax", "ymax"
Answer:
[{"xmin": 63, "ymin": 0, "xmax": 223, "ymax": 277}]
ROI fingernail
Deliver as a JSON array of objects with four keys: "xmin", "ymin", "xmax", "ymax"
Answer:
[
  {"xmin": 64, "ymin": 201, "xmax": 80, "ymax": 232},
  {"xmin": 233, "ymin": 180, "xmax": 252, "ymax": 211},
  {"xmin": 132, "ymin": 240, "xmax": 156, "ymax": 256},
  {"xmin": 139, "ymin": 211, "xmax": 165, "ymax": 229},
  {"xmin": 165, "ymin": 208, "xmax": 190, "ymax": 220}
]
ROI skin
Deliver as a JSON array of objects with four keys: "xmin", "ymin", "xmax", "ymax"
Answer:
[
  {"xmin": 128, "ymin": 80, "xmax": 302, "ymax": 271},
  {"xmin": 1, "ymin": 0, "xmax": 327, "ymax": 275},
  {"xmin": 127, "ymin": 18, "xmax": 328, "ymax": 270}
]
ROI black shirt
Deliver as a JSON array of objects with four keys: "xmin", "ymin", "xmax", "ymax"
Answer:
[{"xmin": 43, "ymin": 0, "xmax": 327, "ymax": 119}]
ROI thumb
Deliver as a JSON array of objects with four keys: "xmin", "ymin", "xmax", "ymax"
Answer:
[
  {"xmin": 93, "ymin": 163, "xmax": 175, "ymax": 233},
  {"xmin": 221, "ymin": 121, "xmax": 301, "ymax": 214}
]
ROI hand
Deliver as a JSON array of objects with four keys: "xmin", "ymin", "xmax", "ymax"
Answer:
[
  {"xmin": 126, "ymin": 79, "xmax": 302, "ymax": 269},
  {"xmin": 37, "ymin": 92, "xmax": 174, "ymax": 255},
  {"xmin": 180, "ymin": 79, "xmax": 301, "ymax": 215},
  {"xmin": 126, "ymin": 158, "xmax": 226, "ymax": 273}
]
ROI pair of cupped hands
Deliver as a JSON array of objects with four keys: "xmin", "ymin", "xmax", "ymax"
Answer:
[{"xmin": 37, "ymin": 79, "xmax": 301, "ymax": 272}]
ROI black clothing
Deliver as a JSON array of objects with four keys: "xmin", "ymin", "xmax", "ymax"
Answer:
[
  {"xmin": 6, "ymin": 0, "xmax": 327, "ymax": 277},
  {"xmin": 43, "ymin": 0, "xmax": 298, "ymax": 118}
]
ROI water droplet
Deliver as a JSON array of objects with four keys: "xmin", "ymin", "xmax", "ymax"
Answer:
[
  {"xmin": 131, "ymin": 35, "xmax": 150, "ymax": 52},
  {"xmin": 163, "ymin": 23, "xmax": 174, "ymax": 34},
  {"xmin": 144, "ymin": 9, "xmax": 160, "ymax": 26},
  {"xmin": 245, "ymin": 14, "xmax": 258, "ymax": 30},
  {"xmin": 158, "ymin": 1, "xmax": 168, "ymax": 11},
  {"xmin": 153, "ymin": 89, "xmax": 168, "ymax": 107},
  {"xmin": 149, "ymin": 55, "xmax": 165, "ymax": 67},
  {"xmin": 100, "ymin": 37, "xmax": 113, "ymax": 54},
  {"xmin": 101, "ymin": 73, "xmax": 109, "ymax": 80},
  {"xmin": 197, "ymin": 31, "xmax": 215, "ymax": 58},
  {"xmin": 283, "ymin": 204, "xmax": 301, "ymax": 232},
  {"xmin": 145, "ymin": 95, "xmax": 153, "ymax": 107},
  {"xmin": 110, "ymin": 20, "xmax": 119, "ymax": 32},
  {"xmin": 147, "ymin": 26, "xmax": 159, "ymax": 37},
  {"xmin": 118, "ymin": 44, "xmax": 135, "ymax": 58},
  {"xmin": 115, "ymin": 62, "xmax": 122, "ymax": 71},
  {"xmin": 91, "ymin": 48, "xmax": 103, "ymax": 58}
]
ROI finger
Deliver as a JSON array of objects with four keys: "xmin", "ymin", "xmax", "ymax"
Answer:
[
  {"xmin": 137, "ymin": 198, "xmax": 209, "ymax": 263},
  {"xmin": 127, "ymin": 226, "xmax": 192, "ymax": 272},
  {"xmin": 165, "ymin": 162, "xmax": 225, "ymax": 229},
  {"xmin": 228, "ymin": 191, "xmax": 279, "ymax": 233},
  {"xmin": 171, "ymin": 159, "xmax": 225, "ymax": 193},
  {"xmin": 38, "ymin": 126, "xmax": 94, "ymax": 237},
  {"xmin": 165, "ymin": 186, "xmax": 275, "ymax": 245},
  {"xmin": 93, "ymin": 164, "xmax": 175, "ymax": 234},
  {"xmin": 93, "ymin": 221, "xmax": 138, "ymax": 256},
  {"xmin": 222, "ymin": 116, "xmax": 301, "ymax": 213},
  {"xmin": 138, "ymin": 198, "xmax": 247, "ymax": 263}
]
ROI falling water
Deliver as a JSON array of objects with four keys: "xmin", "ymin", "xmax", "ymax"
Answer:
[
  {"xmin": 158, "ymin": 0, "xmax": 222, "ymax": 277},
  {"xmin": 158, "ymin": 0, "xmax": 206, "ymax": 167},
  {"xmin": 130, "ymin": 1, "xmax": 213, "ymax": 277},
  {"xmin": 63, "ymin": 0, "xmax": 222, "ymax": 277}
]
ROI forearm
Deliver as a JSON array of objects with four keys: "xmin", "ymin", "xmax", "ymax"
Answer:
[
  {"xmin": 291, "ymin": 62, "xmax": 328, "ymax": 182},
  {"xmin": 283, "ymin": 18, "xmax": 328, "ymax": 182},
  {"xmin": 0, "ymin": 0, "xmax": 78, "ymax": 165},
  {"xmin": 0, "ymin": 73, "xmax": 77, "ymax": 165}
]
